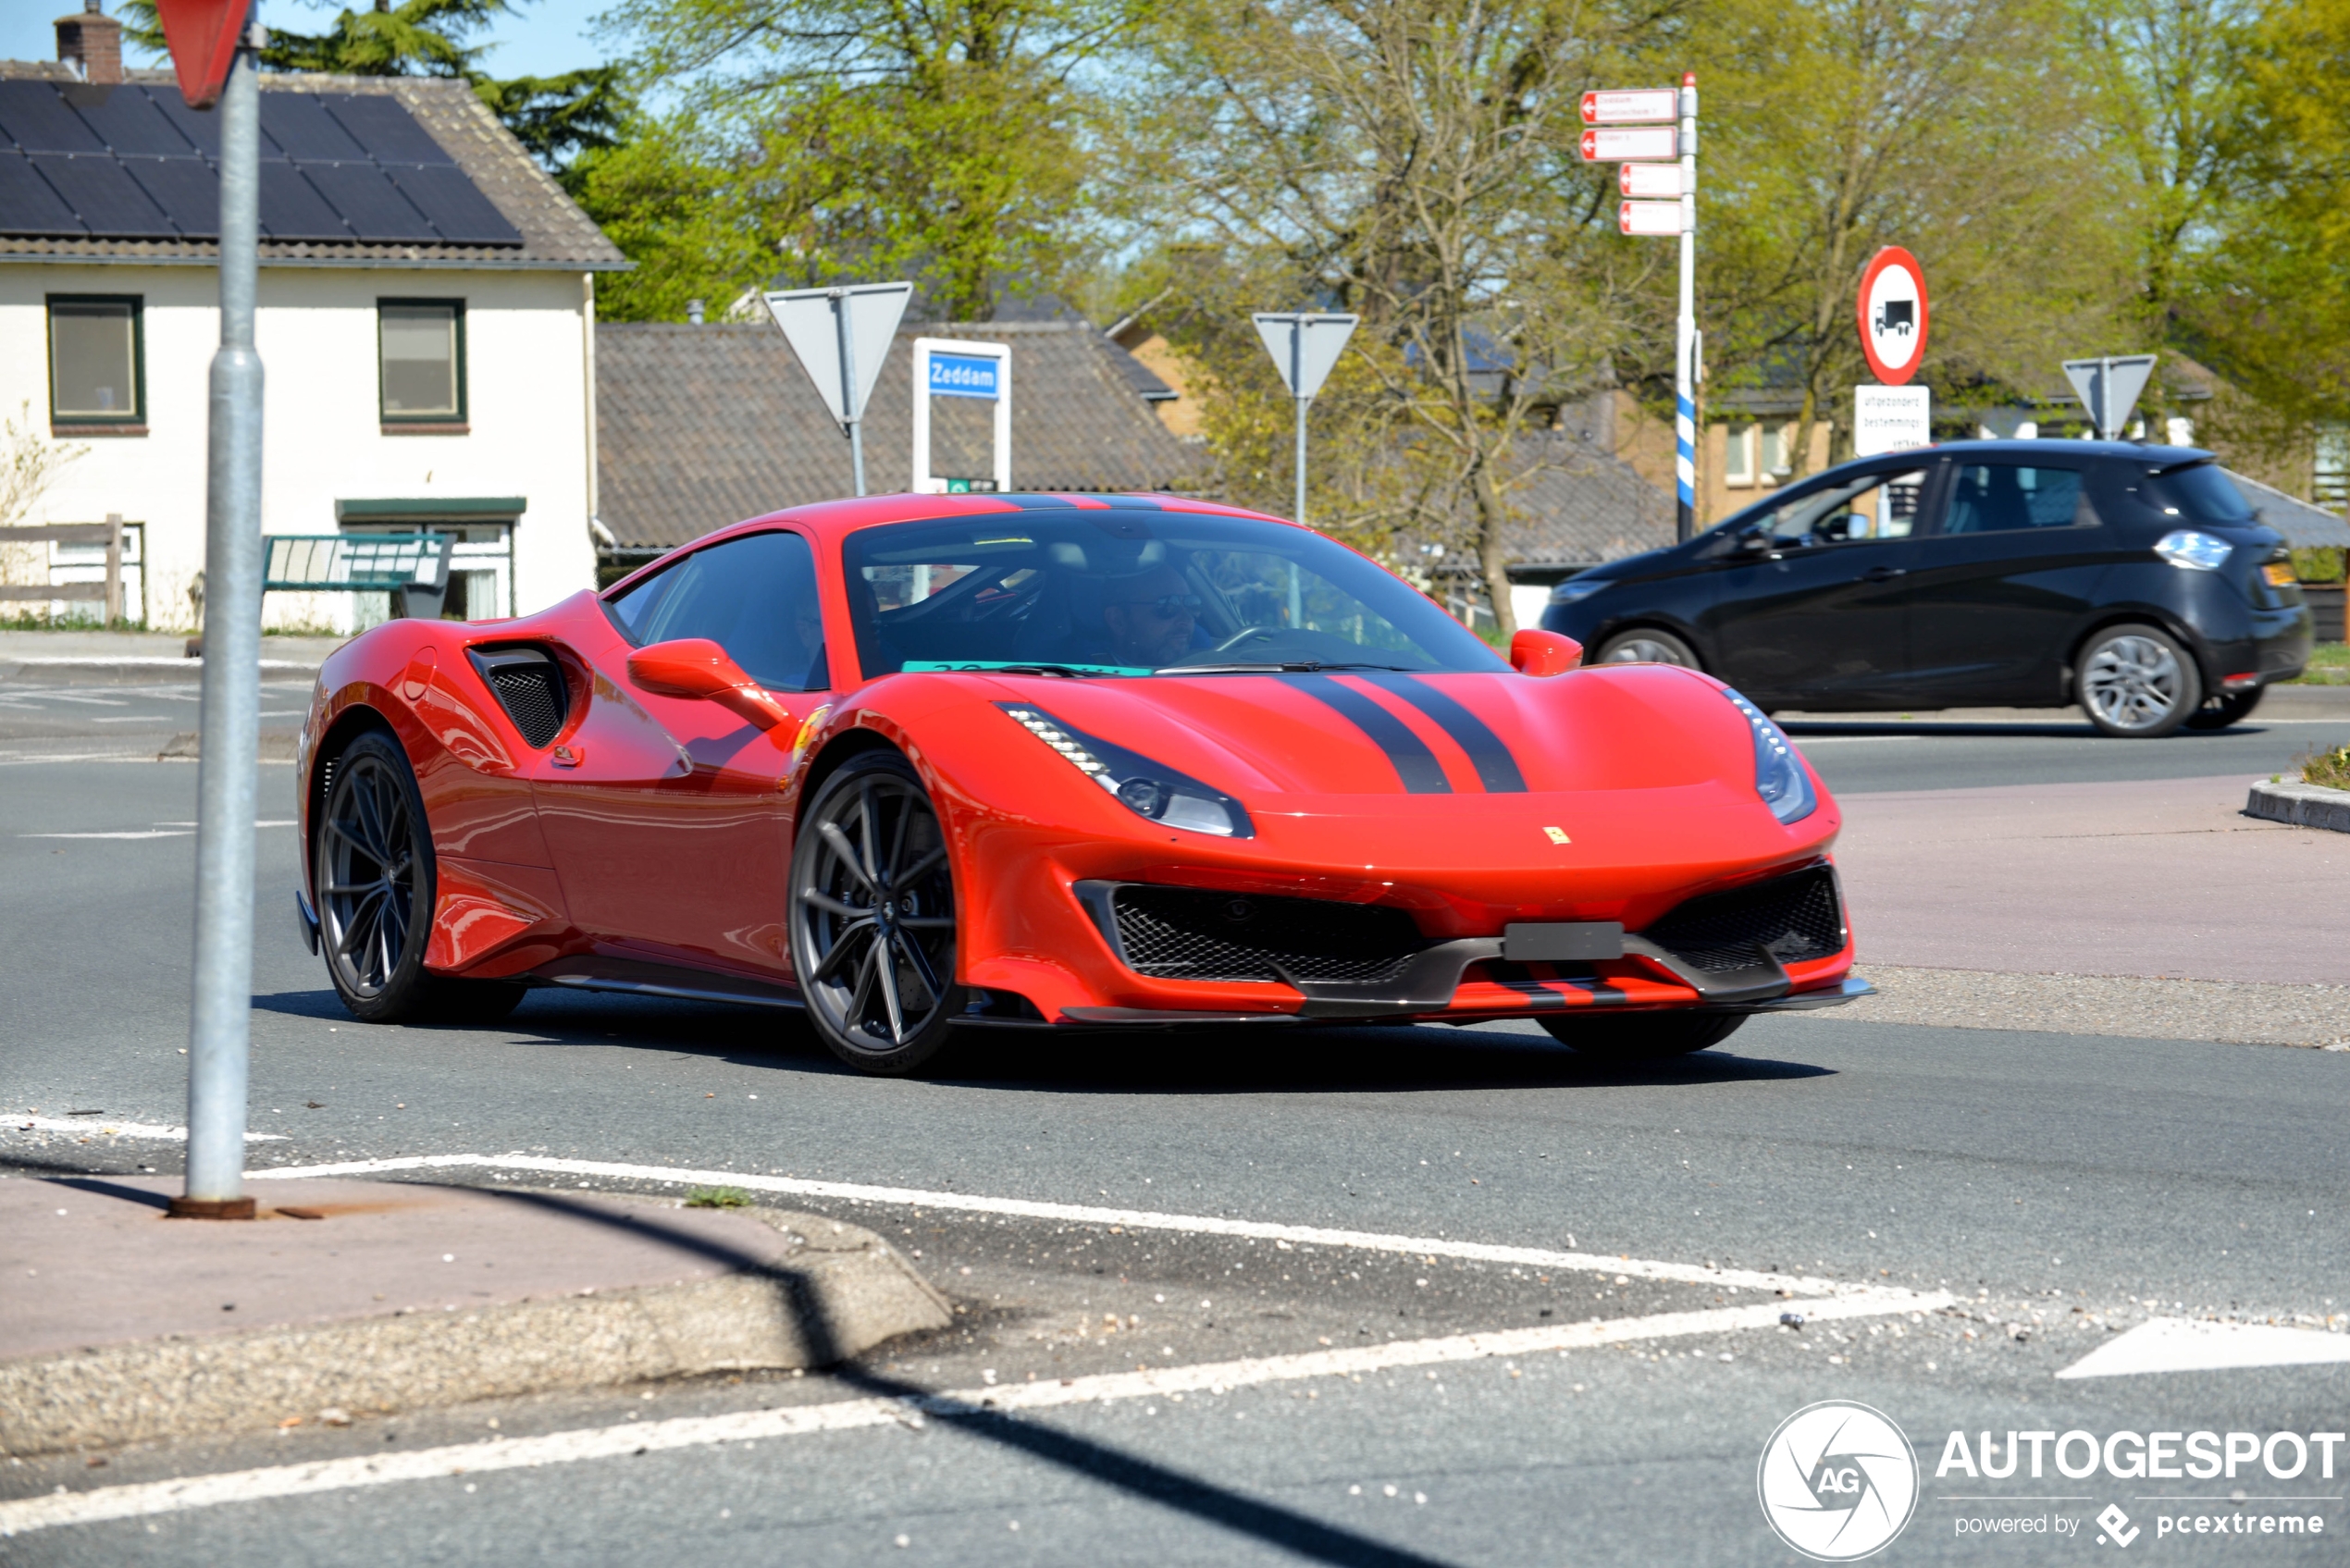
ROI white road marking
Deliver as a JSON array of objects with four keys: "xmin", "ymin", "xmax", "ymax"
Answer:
[
  {"xmin": 251, "ymin": 1153, "xmax": 1889, "ymax": 1301},
  {"xmin": 2056, "ymin": 1316, "xmax": 2350, "ymax": 1379},
  {"xmin": 0, "ymin": 1289, "xmax": 1941, "ymax": 1538},
  {"xmin": 19, "ymin": 831, "xmax": 192, "ymax": 840},
  {"xmin": 9, "ymin": 1116, "xmax": 286, "ymax": 1142}
]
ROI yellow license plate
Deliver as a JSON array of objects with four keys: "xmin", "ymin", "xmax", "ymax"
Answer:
[{"xmin": 2265, "ymin": 562, "xmax": 2296, "ymax": 586}]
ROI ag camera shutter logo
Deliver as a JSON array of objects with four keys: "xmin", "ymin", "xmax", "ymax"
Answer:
[{"xmin": 1758, "ymin": 1401, "xmax": 1920, "ymax": 1560}]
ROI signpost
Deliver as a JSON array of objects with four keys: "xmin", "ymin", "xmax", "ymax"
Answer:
[
  {"xmin": 1252, "ymin": 312, "xmax": 1358, "ymax": 526},
  {"xmin": 157, "ymin": 0, "xmax": 262, "ymax": 1219},
  {"xmin": 1590, "ymin": 74, "xmax": 1699, "ymax": 540},
  {"xmin": 1853, "ymin": 247, "xmax": 1932, "ymax": 461},
  {"xmin": 2061, "ymin": 355, "xmax": 2158, "ymax": 441},
  {"xmin": 1855, "ymin": 246, "xmax": 1928, "ymax": 387},
  {"xmin": 910, "ymin": 337, "xmax": 1012, "ymax": 494},
  {"xmin": 764, "ymin": 282, "xmax": 914, "ymax": 497}
]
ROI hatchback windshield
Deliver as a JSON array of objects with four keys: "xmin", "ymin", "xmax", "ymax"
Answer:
[{"xmin": 842, "ymin": 511, "xmax": 1507, "ymax": 676}]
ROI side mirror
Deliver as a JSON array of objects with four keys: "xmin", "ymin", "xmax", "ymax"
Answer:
[
  {"xmin": 626, "ymin": 637, "xmax": 793, "ymax": 731},
  {"xmin": 1509, "ymin": 628, "xmax": 1582, "ymax": 676}
]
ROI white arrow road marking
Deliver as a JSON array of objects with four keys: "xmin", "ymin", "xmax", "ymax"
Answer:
[
  {"xmin": 2057, "ymin": 1316, "xmax": 2350, "ymax": 1379},
  {"xmin": 250, "ymin": 1153, "xmax": 1899, "ymax": 1301},
  {"xmin": 0, "ymin": 1289, "xmax": 1944, "ymax": 1538}
]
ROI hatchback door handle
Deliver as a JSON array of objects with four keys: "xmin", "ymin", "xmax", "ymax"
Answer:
[{"xmin": 1862, "ymin": 565, "xmax": 1908, "ymax": 582}]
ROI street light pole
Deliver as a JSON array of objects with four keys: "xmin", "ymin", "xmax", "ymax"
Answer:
[{"xmin": 175, "ymin": 30, "xmax": 264, "ymax": 1221}]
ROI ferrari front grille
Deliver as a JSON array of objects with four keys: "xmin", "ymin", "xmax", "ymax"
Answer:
[
  {"xmin": 1110, "ymin": 886, "xmax": 1432, "ymax": 984},
  {"xmin": 1643, "ymin": 865, "xmax": 1845, "ymax": 974},
  {"xmin": 469, "ymin": 647, "xmax": 567, "ymax": 749}
]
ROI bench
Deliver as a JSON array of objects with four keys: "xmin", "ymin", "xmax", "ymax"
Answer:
[{"xmin": 264, "ymin": 533, "xmax": 456, "ymax": 619}]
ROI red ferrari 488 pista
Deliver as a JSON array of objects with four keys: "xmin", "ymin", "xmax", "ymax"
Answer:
[{"xmin": 296, "ymin": 493, "xmax": 1868, "ymax": 1074}]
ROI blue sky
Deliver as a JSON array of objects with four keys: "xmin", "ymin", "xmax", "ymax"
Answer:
[{"xmin": 2, "ymin": 0, "xmax": 618, "ymax": 80}]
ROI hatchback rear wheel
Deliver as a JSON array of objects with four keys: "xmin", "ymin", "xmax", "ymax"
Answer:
[
  {"xmin": 2076, "ymin": 624, "xmax": 2201, "ymax": 738},
  {"xmin": 1594, "ymin": 629, "xmax": 1700, "ymax": 668}
]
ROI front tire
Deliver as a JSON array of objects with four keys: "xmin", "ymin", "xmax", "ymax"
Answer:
[
  {"xmin": 1594, "ymin": 628, "xmax": 1701, "ymax": 668},
  {"xmin": 316, "ymin": 732, "xmax": 438, "ymax": 1023},
  {"xmin": 2076, "ymin": 624, "xmax": 2201, "ymax": 737},
  {"xmin": 789, "ymin": 752, "xmax": 965, "ymax": 1075},
  {"xmin": 1538, "ymin": 1010, "xmax": 1745, "ymax": 1060}
]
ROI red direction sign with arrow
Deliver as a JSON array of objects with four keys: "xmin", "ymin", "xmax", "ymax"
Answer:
[
  {"xmin": 155, "ymin": 0, "xmax": 253, "ymax": 109},
  {"xmin": 1580, "ymin": 89, "xmax": 1677, "ymax": 125},
  {"xmin": 1579, "ymin": 127, "xmax": 1677, "ymax": 163},
  {"xmin": 1856, "ymin": 247, "xmax": 1929, "ymax": 386}
]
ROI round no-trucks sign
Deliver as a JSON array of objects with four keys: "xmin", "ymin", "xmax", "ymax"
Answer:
[{"xmin": 1856, "ymin": 247, "xmax": 1928, "ymax": 386}]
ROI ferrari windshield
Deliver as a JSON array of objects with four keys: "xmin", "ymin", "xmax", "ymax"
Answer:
[{"xmin": 843, "ymin": 511, "xmax": 1508, "ymax": 677}]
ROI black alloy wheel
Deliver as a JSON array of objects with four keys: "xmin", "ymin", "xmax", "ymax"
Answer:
[
  {"xmin": 315, "ymin": 731, "xmax": 523, "ymax": 1024},
  {"xmin": 1538, "ymin": 1010, "xmax": 1746, "ymax": 1060},
  {"xmin": 789, "ymin": 752, "xmax": 964, "ymax": 1075}
]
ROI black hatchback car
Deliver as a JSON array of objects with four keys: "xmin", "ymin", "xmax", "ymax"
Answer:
[{"xmin": 1540, "ymin": 440, "xmax": 2312, "ymax": 736}]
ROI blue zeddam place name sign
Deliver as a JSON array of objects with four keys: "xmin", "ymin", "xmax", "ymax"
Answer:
[{"xmin": 929, "ymin": 353, "xmax": 1002, "ymax": 400}]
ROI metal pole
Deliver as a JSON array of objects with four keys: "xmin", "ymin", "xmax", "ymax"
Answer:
[
  {"xmin": 1675, "ymin": 71, "xmax": 1698, "ymax": 543},
  {"xmin": 1293, "ymin": 397, "xmax": 1309, "ymax": 527},
  {"xmin": 833, "ymin": 290, "xmax": 866, "ymax": 498},
  {"xmin": 176, "ymin": 36, "xmax": 264, "ymax": 1221},
  {"xmin": 2098, "ymin": 354, "xmax": 2113, "ymax": 439}
]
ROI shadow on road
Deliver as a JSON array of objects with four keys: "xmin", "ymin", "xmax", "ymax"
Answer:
[{"xmin": 252, "ymin": 987, "xmax": 1834, "ymax": 1095}]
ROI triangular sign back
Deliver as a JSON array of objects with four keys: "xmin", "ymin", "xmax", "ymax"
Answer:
[
  {"xmin": 2061, "ymin": 355, "xmax": 2158, "ymax": 440},
  {"xmin": 155, "ymin": 0, "xmax": 254, "ymax": 110}
]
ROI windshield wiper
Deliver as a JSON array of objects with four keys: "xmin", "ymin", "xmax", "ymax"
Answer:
[{"xmin": 1154, "ymin": 660, "xmax": 1420, "ymax": 675}]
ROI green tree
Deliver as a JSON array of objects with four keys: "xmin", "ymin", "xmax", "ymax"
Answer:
[{"xmin": 597, "ymin": 0, "xmax": 1131, "ymax": 321}]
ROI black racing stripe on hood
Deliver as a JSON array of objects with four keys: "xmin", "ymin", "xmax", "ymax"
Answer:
[
  {"xmin": 1292, "ymin": 675, "xmax": 1451, "ymax": 793},
  {"xmin": 1361, "ymin": 674, "xmax": 1528, "ymax": 793}
]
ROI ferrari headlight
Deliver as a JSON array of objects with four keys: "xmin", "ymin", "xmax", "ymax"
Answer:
[
  {"xmin": 1722, "ymin": 687, "xmax": 1816, "ymax": 825},
  {"xmin": 2154, "ymin": 529, "xmax": 2232, "ymax": 572},
  {"xmin": 996, "ymin": 704, "xmax": 1255, "ymax": 838}
]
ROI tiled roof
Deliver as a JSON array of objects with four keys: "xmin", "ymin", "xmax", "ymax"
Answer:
[
  {"xmin": 1416, "ymin": 432, "xmax": 1676, "ymax": 574},
  {"xmin": 596, "ymin": 320, "xmax": 1208, "ymax": 551},
  {"xmin": 0, "ymin": 64, "xmax": 623, "ymax": 270},
  {"xmin": 2225, "ymin": 468, "xmax": 2350, "ymax": 549}
]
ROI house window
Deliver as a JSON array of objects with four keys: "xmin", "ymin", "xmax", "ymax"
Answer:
[
  {"xmin": 2317, "ymin": 425, "xmax": 2349, "ymax": 512},
  {"xmin": 1760, "ymin": 424, "xmax": 1791, "ymax": 478},
  {"xmin": 1723, "ymin": 425, "xmax": 1756, "ymax": 486},
  {"xmin": 47, "ymin": 296, "xmax": 143, "ymax": 427},
  {"xmin": 378, "ymin": 301, "xmax": 465, "ymax": 425}
]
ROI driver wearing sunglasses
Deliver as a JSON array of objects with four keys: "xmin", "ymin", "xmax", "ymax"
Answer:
[{"xmin": 1101, "ymin": 566, "xmax": 1205, "ymax": 667}]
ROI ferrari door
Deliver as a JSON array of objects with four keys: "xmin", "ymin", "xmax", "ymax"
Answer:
[{"xmin": 530, "ymin": 530, "xmax": 833, "ymax": 980}]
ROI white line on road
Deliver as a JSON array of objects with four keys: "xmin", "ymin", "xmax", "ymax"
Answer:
[
  {"xmin": 20, "ymin": 831, "xmax": 192, "ymax": 840},
  {"xmin": 250, "ymin": 1153, "xmax": 1892, "ymax": 1301},
  {"xmin": 0, "ymin": 1289, "xmax": 1943, "ymax": 1538},
  {"xmin": 11, "ymin": 1116, "xmax": 286, "ymax": 1142}
]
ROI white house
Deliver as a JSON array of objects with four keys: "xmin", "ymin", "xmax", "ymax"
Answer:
[{"xmin": 0, "ymin": 11, "xmax": 624, "ymax": 633}]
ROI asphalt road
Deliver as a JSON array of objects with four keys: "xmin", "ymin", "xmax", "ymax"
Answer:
[{"xmin": 4, "ymin": 722, "xmax": 2347, "ymax": 1565}]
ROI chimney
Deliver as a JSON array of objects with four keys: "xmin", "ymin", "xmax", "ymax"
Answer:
[
  {"xmin": 56, "ymin": 1, "xmax": 124, "ymax": 85},
  {"xmin": 686, "ymin": 299, "xmax": 706, "ymax": 326}
]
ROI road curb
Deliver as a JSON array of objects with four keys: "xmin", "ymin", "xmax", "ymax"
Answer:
[
  {"xmin": 156, "ymin": 731, "xmax": 301, "ymax": 762},
  {"xmin": 0, "ymin": 1205, "xmax": 952, "ymax": 1457},
  {"xmin": 0, "ymin": 658, "xmax": 323, "ymax": 686},
  {"xmin": 2245, "ymin": 779, "xmax": 2350, "ymax": 833}
]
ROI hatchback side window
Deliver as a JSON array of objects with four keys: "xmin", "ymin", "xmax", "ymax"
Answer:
[
  {"xmin": 609, "ymin": 531, "xmax": 830, "ymax": 691},
  {"xmin": 1943, "ymin": 463, "xmax": 2092, "ymax": 533},
  {"xmin": 1743, "ymin": 467, "xmax": 1929, "ymax": 549}
]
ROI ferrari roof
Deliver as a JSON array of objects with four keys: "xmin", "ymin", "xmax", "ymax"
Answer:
[{"xmin": 595, "ymin": 321, "xmax": 1209, "ymax": 553}]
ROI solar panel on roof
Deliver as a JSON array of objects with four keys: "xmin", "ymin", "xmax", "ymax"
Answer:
[
  {"xmin": 65, "ymin": 85, "xmax": 195, "ymax": 156},
  {"xmin": 321, "ymin": 94, "xmax": 452, "ymax": 166},
  {"xmin": 147, "ymin": 91, "xmax": 229, "ymax": 157},
  {"xmin": 31, "ymin": 153, "xmax": 173, "ymax": 237},
  {"xmin": 256, "ymin": 160, "xmax": 350, "ymax": 241},
  {"xmin": 0, "ymin": 80, "xmax": 106, "ymax": 153},
  {"xmin": 0, "ymin": 151, "xmax": 84, "ymax": 235},
  {"xmin": 122, "ymin": 155, "xmax": 217, "ymax": 237},
  {"xmin": 388, "ymin": 164, "xmax": 519, "ymax": 244},
  {"xmin": 298, "ymin": 162, "xmax": 437, "ymax": 241},
  {"xmin": 258, "ymin": 93, "xmax": 365, "ymax": 160}
]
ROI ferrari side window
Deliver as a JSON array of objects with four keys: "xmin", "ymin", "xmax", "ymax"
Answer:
[{"xmin": 608, "ymin": 531, "xmax": 830, "ymax": 692}]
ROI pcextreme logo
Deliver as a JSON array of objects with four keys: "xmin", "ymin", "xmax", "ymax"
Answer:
[{"xmin": 1759, "ymin": 1401, "xmax": 1922, "ymax": 1561}]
